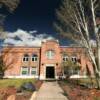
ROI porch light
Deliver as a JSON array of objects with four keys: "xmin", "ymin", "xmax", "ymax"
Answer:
[
  {"xmin": 56, "ymin": 63, "xmax": 58, "ymax": 66},
  {"xmin": 42, "ymin": 63, "xmax": 44, "ymax": 66}
]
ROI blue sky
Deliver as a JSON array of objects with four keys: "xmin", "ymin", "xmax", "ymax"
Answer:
[
  {"xmin": 0, "ymin": 0, "xmax": 72, "ymax": 46},
  {"xmin": 4, "ymin": 0, "xmax": 60, "ymax": 33}
]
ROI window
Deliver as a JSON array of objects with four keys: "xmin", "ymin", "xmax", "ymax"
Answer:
[
  {"xmin": 71, "ymin": 57, "xmax": 77, "ymax": 62},
  {"xmin": 21, "ymin": 67, "xmax": 29, "ymax": 75},
  {"xmin": 63, "ymin": 55, "xmax": 68, "ymax": 62},
  {"xmin": 23, "ymin": 54, "xmax": 29, "ymax": 62},
  {"xmin": 32, "ymin": 54, "xmax": 38, "ymax": 62},
  {"xmin": 46, "ymin": 50, "xmax": 55, "ymax": 59},
  {"xmin": 31, "ymin": 67, "xmax": 37, "ymax": 75}
]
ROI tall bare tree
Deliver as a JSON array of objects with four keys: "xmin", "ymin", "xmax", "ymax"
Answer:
[
  {"xmin": 55, "ymin": 0, "xmax": 100, "ymax": 88},
  {"xmin": 0, "ymin": 0, "xmax": 20, "ymax": 32},
  {"xmin": 0, "ymin": 0, "xmax": 20, "ymax": 77},
  {"xmin": 0, "ymin": 0, "xmax": 20, "ymax": 12},
  {"xmin": 0, "ymin": 48, "xmax": 18, "ymax": 78}
]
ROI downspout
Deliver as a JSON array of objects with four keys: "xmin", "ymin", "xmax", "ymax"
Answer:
[{"xmin": 38, "ymin": 48, "xmax": 41, "ymax": 80}]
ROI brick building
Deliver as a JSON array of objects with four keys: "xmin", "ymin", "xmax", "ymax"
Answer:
[{"xmin": 2, "ymin": 40, "xmax": 94, "ymax": 79}]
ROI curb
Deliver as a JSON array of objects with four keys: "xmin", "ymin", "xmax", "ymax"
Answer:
[{"xmin": 30, "ymin": 91, "xmax": 37, "ymax": 100}]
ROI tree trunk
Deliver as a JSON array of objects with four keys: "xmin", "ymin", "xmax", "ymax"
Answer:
[
  {"xmin": 96, "ymin": 46, "xmax": 100, "ymax": 89},
  {"xmin": 95, "ymin": 72, "xmax": 100, "ymax": 89}
]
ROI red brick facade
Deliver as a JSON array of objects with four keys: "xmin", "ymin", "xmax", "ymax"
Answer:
[{"xmin": 3, "ymin": 40, "xmax": 94, "ymax": 79}]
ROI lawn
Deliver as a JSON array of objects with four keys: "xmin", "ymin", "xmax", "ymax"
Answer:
[{"xmin": 0, "ymin": 78, "xmax": 36, "ymax": 88}]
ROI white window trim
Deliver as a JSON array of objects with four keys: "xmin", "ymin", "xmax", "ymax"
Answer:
[
  {"xmin": 21, "ymin": 67, "xmax": 29, "ymax": 75},
  {"xmin": 71, "ymin": 56, "xmax": 77, "ymax": 62},
  {"xmin": 46, "ymin": 50, "xmax": 55, "ymax": 59},
  {"xmin": 21, "ymin": 67, "xmax": 37, "ymax": 76},
  {"xmin": 31, "ymin": 57, "xmax": 38, "ymax": 62},
  {"xmin": 63, "ymin": 56, "xmax": 69, "ymax": 62},
  {"xmin": 30, "ymin": 67, "xmax": 37, "ymax": 75},
  {"xmin": 22, "ymin": 57, "xmax": 29, "ymax": 62}
]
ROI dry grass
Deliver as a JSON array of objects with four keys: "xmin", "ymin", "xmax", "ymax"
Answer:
[{"xmin": 0, "ymin": 78, "xmax": 36, "ymax": 88}]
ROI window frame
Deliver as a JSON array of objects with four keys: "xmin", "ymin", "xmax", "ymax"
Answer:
[
  {"xmin": 71, "ymin": 56, "xmax": 77, "ymax": 62},
  {"xmin": 22, "ymin": 54, "xmax": 30, "ymax": 62},
  {"xmin": 30, "ymin": 67, "xmax": 37, "ymax": 75},
  {"xmin": 46, "ymin": 50, "xmax": 55, "ymax": 59},
  {"xmin": 31, "ymin": 54, "xmax": 38, "ymax": 62},
  {"xmin": 21, "ymin": 67, "xmax": 29, "ymax": 75},
  {"xmin": 63, "ymin": 55, "xmax": 69, "ymax": 62}
]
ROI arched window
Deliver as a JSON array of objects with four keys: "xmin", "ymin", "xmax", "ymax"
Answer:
[
  {"xmin": 71, "ymin": 56, "xmax": 77, "ymax": 62},
  {"xmin": 32, "ymin": 54, "xmax": 38, "ymax": 62},
  {"xmin": 23, "ymin": 54, "xmax": 29, "ymax": 62},
  {"xmin": 63, "ymin": 55, "xmax": 69, "ymax": 62},
  {"xmin": 46, "ymin": 50, "xmax": 55, "ymax": 59}
]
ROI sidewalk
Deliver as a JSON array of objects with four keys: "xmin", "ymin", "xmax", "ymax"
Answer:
[{"xmin": 34, "ymin": 81, "xmax": 68, "ymax": 100}]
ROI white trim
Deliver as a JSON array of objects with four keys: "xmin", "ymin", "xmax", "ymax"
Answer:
[
  {"xmin": 4, "ymin": 75, "xmax": 39, "ymax": 78},
  {"xmin": 22, "ymin": 57, "xmax": 30, "ymax": 62},
  {"xmin": 21, "ymin": 67, "xmax": 29, "ymax": 75},
  {"xmin": 46, "ymin": 50, "xmax": 55, "ymax": 59},
  {"xmin": 45, "ymin": 64, "xmax": 55, "ymax": 66},
  {"xmin": 30, "ymin": 67, "xmax": 37, "ymax": 75},
  {"xmin": 63, "ymin": 56, "xmax": 69, "ymax": 62},
  {"xmin": 71, "ymin": 56, "xmax": 77, "ymax": 62},
  {"xmin": 31, "ymin": 56, "xmax": 38, "ymax": 62},
  {"xmin": 20, "ymin": 66, "xmax": 38, "ymax": 76},
  {"xmin": 39, "ymin": 75, "xmax": 45, "ymax": 80}
]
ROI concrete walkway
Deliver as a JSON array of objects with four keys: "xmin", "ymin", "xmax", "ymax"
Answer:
[{"xmin": 35, "ymin": 81, "xmax": 68, "ymax": 100}]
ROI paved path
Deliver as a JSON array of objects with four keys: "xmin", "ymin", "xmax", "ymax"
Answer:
[{"xmin": 35, "ymin": 81, "xmax": 68, "ymax": 100}]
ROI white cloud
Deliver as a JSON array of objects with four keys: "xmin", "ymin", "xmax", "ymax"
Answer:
[{"xmin": 3, "ymin": 29, "xmax": 55, "ymax": 46}]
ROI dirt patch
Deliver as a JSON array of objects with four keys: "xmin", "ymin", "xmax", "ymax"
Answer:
[
  {"xmin": 0, "ymin": 87, "xmax": 16, "ymax": 100},
  {"xmin": 15, "ymin": 92, "xmax": 32, "ymax": 100},
  {"xmin": 34, "ymin": 80, "xmax": 43, "ymax": 90},
  {"xmin": 0, "ymin": 80, "xmax": 43, "ymax": 100},
  {"xmin": 15, "ymin": 80, "xmax": 43, "ymax": 100},
  {"xmin": 59, "ymin": 80, "xmax": 100, "ymax": 100}
]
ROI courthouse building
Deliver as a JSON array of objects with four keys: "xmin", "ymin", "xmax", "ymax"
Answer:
[{"xmin": 2, "ymin": 40, "xmax": 94, "ymax": 80}]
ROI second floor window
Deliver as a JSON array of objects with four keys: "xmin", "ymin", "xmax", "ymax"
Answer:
[
  {"xmin": 32, "ymin": 54, "xmax": 38, "ymax": 62},
  {"xmin": 63, "ymin": 56, "xmax": 69, "ymax": 62},
  {"xmin": 71, "ymin": 56, "xmax": 77, "ymax": 62},
  {"xmin": 23, "ymin": 54, "xmax": 29, "ymax": 62},
  {"xmin": 46, "ymin": 50, "xmax": 55, "ymax": 59}
]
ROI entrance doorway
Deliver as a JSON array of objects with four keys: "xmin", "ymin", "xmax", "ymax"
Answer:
[{"xmin": 46, "ymin": 67, "xmax": 55, "ymax": 78}]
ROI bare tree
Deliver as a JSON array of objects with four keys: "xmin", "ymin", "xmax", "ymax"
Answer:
[
  {"xmin": 0, "ymin": 0, "xmax": 20, "ymax": 78},
  {"xmin": 0, "ymin": 0, "xmax": 20, "ymax": 32},
  {"xmin": 55, "ymin": 0, "xmax": 100, "ymax": 88},
  {"xmin": 61, "ymin": 52, "xmax": 80, "ymax": 77},
  {"xmin": 0, "ymin": 48, "xmax": 17, "ymax": 78},
  {"xmin": 0, "ymin": 0, "xmax": 20, "ymax": 12}
]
